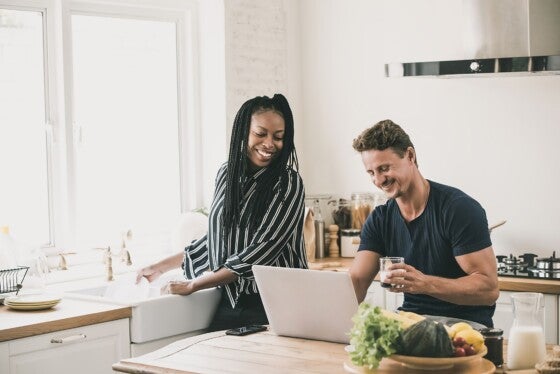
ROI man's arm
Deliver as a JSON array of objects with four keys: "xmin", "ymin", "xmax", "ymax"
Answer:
[
  {"xmin": 349, "ymin": 250, "xmax": 381, "ymax": 302},
  {"xmin": 387, "ymin": 246, "xmax": 499, "ymax": 305}
]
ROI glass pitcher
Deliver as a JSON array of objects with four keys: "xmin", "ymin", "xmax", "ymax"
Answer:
[{"xmin": 506, "ymin": 292, "xmax": 546, "ymax": 369}]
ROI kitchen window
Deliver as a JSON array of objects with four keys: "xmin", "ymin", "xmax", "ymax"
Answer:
[
  {"xmin": 0, "ymin": 8, "xmax": 50, "ymax": 247},
  {"xmin": 0, "ymin": 0, "xmax": 200, "ymax": 258}
]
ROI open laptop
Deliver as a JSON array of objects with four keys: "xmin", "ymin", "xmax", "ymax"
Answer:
[{"xmin": 252, "ymin": 265, "xmax": 359, "ymax": 344}]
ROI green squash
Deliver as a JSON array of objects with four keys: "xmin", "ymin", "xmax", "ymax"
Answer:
[{"xmin": 400, "ymin": 319, "xmax": 454, "ymax": 357}]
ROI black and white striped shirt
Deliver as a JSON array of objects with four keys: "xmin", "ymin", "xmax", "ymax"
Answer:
[{"xmin": 183, "ymin": 163, "xmax": 308, "ymax": 308}]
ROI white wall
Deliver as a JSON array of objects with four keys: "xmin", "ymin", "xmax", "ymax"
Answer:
[
  {"xmin": 223, "ymin": 0, "xmax": 301, "ymax": 138},
  {"xmin": 298, "ymin": 0, "xmax": 560, "ymax": 257},
  {"xmin": 198, "ymin": 0, "xmax": 227, "ymax": 206},
  {"xmin": 198, "ymin": 0, "xmax": 303, "ymax": 206}
]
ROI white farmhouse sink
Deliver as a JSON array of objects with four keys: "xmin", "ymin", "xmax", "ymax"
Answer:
[{"xmin": 65, "ymin": 277, "xmax": 221, "ymax": 343}]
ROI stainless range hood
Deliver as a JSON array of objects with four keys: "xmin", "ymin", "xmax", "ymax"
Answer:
[{"xmin": 386, "ymin": 0, "xmax": 560, "ymax": 77}]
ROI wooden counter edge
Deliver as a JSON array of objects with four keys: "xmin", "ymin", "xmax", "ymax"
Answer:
[
  {"xmin": 497, "ymin": 277, "xmax": 560, "ymax": 294},
  {"xmin": 112, "ymin": 361, "xmax": 192, "ymax": 374},
  {"xmin": 0, "ymin": 306, "xmax": 131, "ymax": 342}
]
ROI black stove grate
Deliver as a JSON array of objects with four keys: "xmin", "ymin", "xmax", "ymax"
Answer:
[{"xmin": 496, "ymin": 253, "xmax": 560, "ymax": 280}]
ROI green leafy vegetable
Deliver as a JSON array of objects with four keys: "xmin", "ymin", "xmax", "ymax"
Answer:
[{"xmin": 348, "ymin": 303, "xmax": 403, "ymax": 369}]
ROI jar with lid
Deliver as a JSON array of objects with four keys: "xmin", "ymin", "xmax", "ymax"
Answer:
[
  {"xmin": 329, "ymin": 194, "xmax": 375, "ymax": 232},
  {"xmin": 350, "ymin": 192, "xmax": 375, "ymax": 230},
  {"xmin": 478, "ymin": 327, "xmax": 503, "ymax": 367},
  {"xmin": 329, "ymin": 199, "xmax": 352, "ymax": 230},
  {"xmin": 340, "ymin": 229, "xmax": 360, "ymax": 257}
]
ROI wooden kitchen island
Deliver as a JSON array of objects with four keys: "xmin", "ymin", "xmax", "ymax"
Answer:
[
  {"xmin": 113, "ymin": 329, "xmax": 559, "ymax": 373},
  {"xmin": 112, "ymin": 330, "xmax": 498, "ymax": 374}
]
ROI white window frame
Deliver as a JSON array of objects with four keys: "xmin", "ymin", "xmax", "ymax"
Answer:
[{"xmin": 0, "ymin": 0, "xmax": 202, "ymax": 254}]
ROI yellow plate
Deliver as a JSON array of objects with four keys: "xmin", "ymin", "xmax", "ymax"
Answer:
[
  {"xmin": 4, "ymin": 294, "xmax": 61, "ymax": 310},
  {"xmin": 389, "ymin": 346, "xmax": 487, "ymax": 370},
  {"xmin": 5, "ymin": 300, "xmax": 60, "ymax": 310}
]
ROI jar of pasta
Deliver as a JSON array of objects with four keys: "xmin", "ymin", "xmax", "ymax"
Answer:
[{"xmin": 350, "ymin": 192, "xmax": 375, "ymax": 230}]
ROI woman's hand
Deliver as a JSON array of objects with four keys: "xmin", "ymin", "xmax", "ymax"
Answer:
[
  {"xmin": 136, "ymin": 265, "xmax": 163, "ymax": 284},
  {"xmin": 161, "ymin": 280, "xmax": 196, "ymax": 295},
  {"xmin": 135, "ymin": 252, "xmax": 185, "ymax": 284}
]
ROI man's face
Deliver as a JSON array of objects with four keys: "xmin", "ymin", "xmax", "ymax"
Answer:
[{"xmin": 360, "ymin": 147, "xmax": 416, "ymax": 200}]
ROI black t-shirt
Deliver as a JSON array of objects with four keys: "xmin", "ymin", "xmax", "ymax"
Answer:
[{"xmin": 359, "ymin": 180, "xmax": 495, "ymax": 327}]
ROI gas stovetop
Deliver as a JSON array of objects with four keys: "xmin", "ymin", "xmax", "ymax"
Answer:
[
  {"xmin": 496, "ymin": 253, "xmax": 560, "ymax": 280},
  {"xmin": 497, "ymin": 267, "xmax": 560, "ymax": 279}
]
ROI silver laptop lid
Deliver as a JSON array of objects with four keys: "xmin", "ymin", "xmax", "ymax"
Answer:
[{"xmin": 252, "ymin": 265, "xmax": 358, "ymax": 344}]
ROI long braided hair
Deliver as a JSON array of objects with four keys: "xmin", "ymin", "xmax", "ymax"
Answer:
[{"xmin": 222, "ymin": 94, "xmax": 299, "ymax": 234}]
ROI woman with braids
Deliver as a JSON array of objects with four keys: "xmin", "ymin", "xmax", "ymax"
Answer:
[{"xmin": 136, "ymin": 94, "xmax": 307, "ymax": 331}]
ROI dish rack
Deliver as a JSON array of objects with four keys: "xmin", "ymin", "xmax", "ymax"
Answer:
[{"xmin": 0, "ymin": 266, "xmax": 29, "ymax": 295}]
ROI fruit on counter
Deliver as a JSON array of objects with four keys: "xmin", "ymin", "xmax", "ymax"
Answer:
[
  {"xmin": 380, "ymin": 309, "xmax": 424, "ymax": 330},
  {"xmin": 448, "ymin": 322, "xmax": 486, "ymax": 355},
  {"xmin": 455, "ymin": 328, "xmax": 485, "ymax": 352},
  {"xmin": 448, "ymin": 321, "xmax": 472, "ymax": 338},
  {"xmin": 454, "ymin": 346, "xmax": 466, "ymax": 357},
  {"xmin": 400, "ymin": 319, "xmax": 455, "ymax": 357}
]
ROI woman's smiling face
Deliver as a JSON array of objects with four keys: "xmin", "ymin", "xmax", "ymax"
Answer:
[{"xmin": 247, "ymin": 110, "xmax": 285, "ymax": 169}]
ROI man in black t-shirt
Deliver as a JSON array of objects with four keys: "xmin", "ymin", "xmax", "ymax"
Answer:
[{"xmin": 349, "ymin": 119, "xmax": 499, "ymax": 327}]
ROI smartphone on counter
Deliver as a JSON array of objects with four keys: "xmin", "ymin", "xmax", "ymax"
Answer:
[{"xmin": 225, "ymin": 325, "xmax": 267, "ymax": 336}]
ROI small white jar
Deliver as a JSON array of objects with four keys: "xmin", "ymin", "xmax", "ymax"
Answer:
[{"xmin": 340, "ymin": 229, "xmax": 361, "ymax": 257}]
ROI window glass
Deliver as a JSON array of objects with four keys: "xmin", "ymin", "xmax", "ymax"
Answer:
[
  {"xmin": 71, "ymin": 15, "xmax": 181, "ymax": 249},
  {"xmin": 0, "ymin": 9, "xmax": 50, "ymax": 246}
]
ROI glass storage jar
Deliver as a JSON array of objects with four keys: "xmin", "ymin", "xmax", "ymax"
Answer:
[
  {"xmin": 340, "ymin": 229, "xmax": 360, "ymax": 257},
  {"xmin": 350, "ymin": 192, "xmax": 375, "ymax": 230},
  {"xmin": 479, "ymin": 327, "xmax": 503, "ymax": 367}
]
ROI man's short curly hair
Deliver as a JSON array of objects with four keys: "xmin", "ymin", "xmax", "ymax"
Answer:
[{"xmin": 352, "ymin": 119, "xmax": 416, "ymax": 165}]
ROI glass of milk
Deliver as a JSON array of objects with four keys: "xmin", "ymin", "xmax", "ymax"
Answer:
[
  {"xmin": 506, "ymin": 292, "xmax": 546, "ymax": 370},
  {"xmin": 379, "ymin": 256, "xmax": 405, "ymax": 289}
]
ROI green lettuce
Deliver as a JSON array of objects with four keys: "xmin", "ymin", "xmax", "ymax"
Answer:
[{"xmin": 348, "ymin": 303, "xmax": 403, "ymax": 370}]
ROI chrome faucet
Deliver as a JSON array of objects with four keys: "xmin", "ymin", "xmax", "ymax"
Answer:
[
  {"xmin": 58, "ymin": 253, "xmax": 68, "ymax": 270},
  {"xmin": 117, "ymin": 238, "xmax": 132, "ymax": 266},
  {"xmin": 120, "ymin": 229, "xmax": 133, "ymax": 265},
  {"xmin": 98, "ymin": 241, "xmax": 131, "ymax": 282},
  {"xmin": 105, "ymin": 248, "xmax": 114, "ymax": 282}
]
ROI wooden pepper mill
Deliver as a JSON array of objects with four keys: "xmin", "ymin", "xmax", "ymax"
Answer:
[{"xmin": 328, "ymin": 224, "xmax": 340, "ymax": 257}]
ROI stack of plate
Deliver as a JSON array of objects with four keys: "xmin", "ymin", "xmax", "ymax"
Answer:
[{"xmin": 4, "ymin": 294, "xmax": 61, "ymax": 310}]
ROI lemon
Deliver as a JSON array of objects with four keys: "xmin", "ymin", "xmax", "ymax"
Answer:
[
  {"xmin": 449, "ymin": 322, "xmax": 473, "ymax": 338},
  {"xmin": 455, "ymin": 329, "xmax": 485, "ymax": 352},
  {"xmin": 473, "ymin": 341, "xmax": 486, "ymax": 353}
]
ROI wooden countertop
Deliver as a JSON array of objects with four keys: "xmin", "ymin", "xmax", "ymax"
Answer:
[
  {"xmin": 113, "ymin": 330, "xmax": 555, "ymax": 374},
  {"xmin": 3, "ymin": 257, "xmax": 559, "ymax": 344},
  {"xmin": 0, "ymin": 297, "xmax": 131, "ymax": 342},
  {"xmin": 113, "ymin": 330, "xmax": 351, "ymax": 373},
  {"xmin": 309, "ymin": 257, "xmax": 560, "ymax": 294}
]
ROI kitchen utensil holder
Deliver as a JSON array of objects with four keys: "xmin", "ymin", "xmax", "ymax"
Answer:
[{"xmin": 0, "ymin": 266, "xmax": 29, "ymax": 294}]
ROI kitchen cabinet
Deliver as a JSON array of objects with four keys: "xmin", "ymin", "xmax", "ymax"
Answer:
[
  {"xmin": 0, "ymin": 341, "xmax": 9, "ymax": 373},
  {"xmin": 493, "ymin": 290, "xmax": 558, "ymax": 344},
  {"xmin": 385, "ymin": 289, "xmax": 404, "ymax": 312},
  {"xmin": 4, "ymin": 318, "xmax": 129, "ymax": 374}
]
